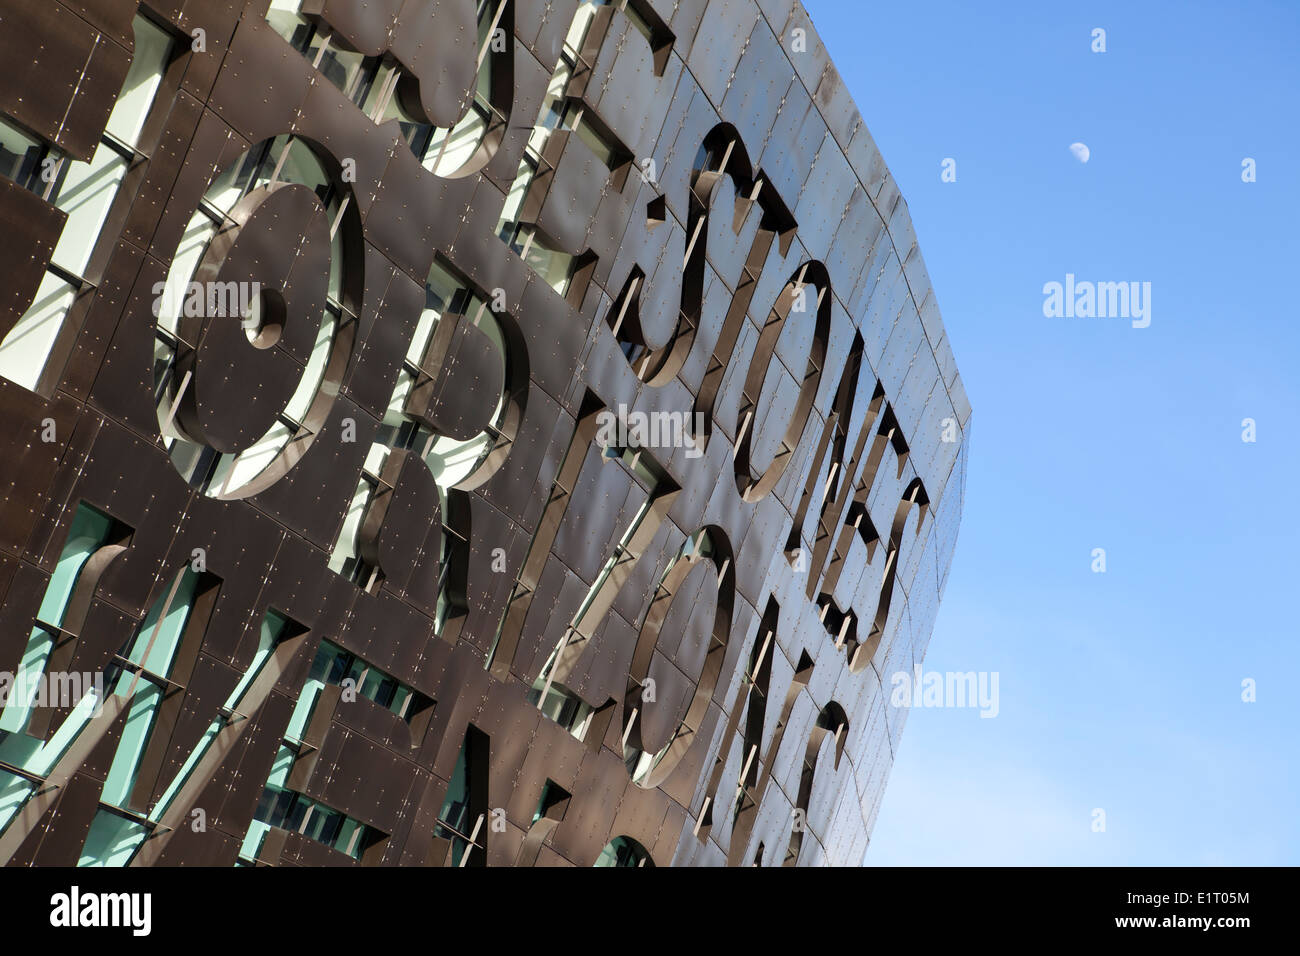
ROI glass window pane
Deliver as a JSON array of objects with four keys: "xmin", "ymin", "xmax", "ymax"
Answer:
[
  {"xmin": 283, "ymin": 308, "xmax": 336, "ymax": 422},
  {"xmin": 328, "ymin": 479, "xmax": 373, "ymax": 574},
  {"xmin": 285, "ymin": 678, "xmax": 324, "ymax": 743},
  {"xmin": 156, "ymin": 213, "xmax": 218, "ymax": 338},
  {"xmin": 49, "ymin": 142, "xmax": 129, "ymax": 276},
  {"xmin": 438, "ymin": 737, "xmax": 471, "ymax": 834},
  {"xmin": 360, "ymin": 668, "xmax": 384, "ymax": 702},
  {"xmin": 284, "ymin": 794, "xmax": 308, "ymax": 831},
  {"xmin": 498, "ymin": 160, "xmax": 532, "ymax": 233},
  {"xmin": 362, "ymin": 442, "xmax": 390, "ymax": 477},
  {"xmin": 0, "ymin": 629, "xmax": 53, "ymax": 737},
  {"xmin": 219, "ymin": 610, "xmax": 289, "ymax": 710},
  {"xmin": 100, "ymin": 684, "xmax": 161, "ymax": 807},
  {"xmin": 389, "ymin": 685, "xmax": 411, "ymax": 717},
  {"xmin": 529, "ymin": 239, "xmax": 573, "ymax": 294},
  {"xmin": 276, "ymin": 138, "xmax": 329, "ymax": 197},
  {"xmin": 0, "ymin": 770, "xmax": 34, "ymax": 833},
  {"xmin": 126, "ymin": 567, "xmax": 200, "ymax": 675},
  {"xmin": 238, "ymin": 820, "xmax": 272, "ymax": 861},
  {"xmin": 316, "ymin": 45, "xmax": 368, "ymax": 99},
  {"xmin": 426, "ymin": 260, "xmax": 460, "ymax": 307},
  {"xmin": 148, "ymin": 718, "xmax": 220, "ymax": 822},
  {"xmin": 382, "ymin": 371, "xmax": 414, "ymax": 428},
  {"xmin": 266, "ymin": 0, "xmax": 309, "ymax": 47},
  {"xmin": 0, "ymin": 117, "xmax": 43, "ymax": 190},
  {"xmin": 574, "ymin": 117, "xmax": 616, "ymax": 168},
  {"xmin": 0, "ymin": 272, "xmax": 78, "ymax": 391},
  {"xmin": 0, "ymin": 503, "xmax": 115, "ymax": 733},
  {"xmin": 222, "ymin": 418, "xmax": 294, "ymax": 493},
  {"xmin": 357, "ymin": 62, "xmax": 398, "ymax": 118},
  {"xmin": 40, "ymin": 504, "xmax": 116, "ymax": 625},
  {"xmin": 407, "ymin": 308, "xmax": 440, "ymax": 365},
  {"xmin": 0, "ymin": 690, "xmax": 99, "ymax": 778},
  {"xmin": 564, "ymin": 2, "xmax": 600, "ymax": 59},
  {"xmin": 78, "ymin": 810, "xmax": 148, "ymax": 866},
  {"xmin": 593, "ymin": 835, "xmax": 649, "ymax": 867},
  {"xmin": 335, "ymin": 817, "xmax": 360, "ymax": 856},
  {"xmin": 105, "ymin": 15, "xmax": 173, "ymax": 148},
  {"xmin": 426, "ymin": 111, "xmax": 485, "ymax": 175}
]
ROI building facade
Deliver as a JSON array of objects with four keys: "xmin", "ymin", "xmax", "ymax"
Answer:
[{"xmin": 0, "ymin": 0, "xmax": 969, "ymax": 866}]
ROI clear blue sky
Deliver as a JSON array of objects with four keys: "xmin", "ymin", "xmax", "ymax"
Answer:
[{"xmin": 801, "ymin": 0, "xmax": 1300, "ymax": 865}]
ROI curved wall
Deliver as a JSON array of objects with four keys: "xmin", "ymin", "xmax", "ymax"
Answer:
[{"xmin": 0, "ymin": 0, "xmax": 969, "ymax": 867}]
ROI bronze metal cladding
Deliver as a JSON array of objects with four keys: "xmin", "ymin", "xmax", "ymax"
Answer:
[{"xmin": 0, "ymin": 0, "xmax": 969, "ymax": 867}]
